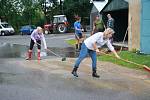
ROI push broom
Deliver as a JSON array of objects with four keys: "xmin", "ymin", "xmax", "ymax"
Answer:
[
  {"xmin": 36, "ymin": 43, "xmax": 66, "ymax": 61},
  {"xmin": 99, "ymin": 50, "xmax": 150, "ymax": 73}
]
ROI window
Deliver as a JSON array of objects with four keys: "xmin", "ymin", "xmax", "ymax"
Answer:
[{"xmin": 1, "ymin": 23, "xmax": 12, "ymax": 28}]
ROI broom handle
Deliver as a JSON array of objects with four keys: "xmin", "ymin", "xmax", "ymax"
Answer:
[
  {"xmin": 119, "ymin": 27, "xmax": 128, "ymax": 53},
  {"xmin": 36, "ymin": 42, "xmax": 61, "ymax": 58},
  {"xmin": 100, "ymin": 51, "xmax": 145, "ymax": 67}
]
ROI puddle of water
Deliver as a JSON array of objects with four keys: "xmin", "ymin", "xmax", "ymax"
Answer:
[
  {"xmin": 47, "ymin": 47, "xmax": 78, "ymax": 58},
  {"xmin": 0, "ymin": 72, "xmax": 16, "ymax": 84},
  {"xmin": 0, "ymin": 43, "xmax": 78, "ymax": 58}
]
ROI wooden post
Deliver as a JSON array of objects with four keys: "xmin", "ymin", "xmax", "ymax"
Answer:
[{"xmin": 128, "ymin": 0, "xmax": 141, "ymax": 51}]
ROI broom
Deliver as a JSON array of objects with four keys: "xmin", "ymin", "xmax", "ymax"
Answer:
[
  {"xmin": 36, "ymin": 43, "xmax": 66, "ymax": 61},
  {"xmin": 99, "ymin": 51, "xmax": 150, "ymax": 72}
]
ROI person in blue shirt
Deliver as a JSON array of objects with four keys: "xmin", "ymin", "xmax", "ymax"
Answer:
[{"xmin": 74, "ymin": 16, "xmax": 84, "ymax": 51}]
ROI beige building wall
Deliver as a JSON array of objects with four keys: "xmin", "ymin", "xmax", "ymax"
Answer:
[{"xmin": 128, "ymin": 0, "xmax": 141, "ymax": 51}]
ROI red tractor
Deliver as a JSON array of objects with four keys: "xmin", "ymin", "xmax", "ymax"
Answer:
[{"xmin": 44, "ymin": 15, "xmax": 69, "ymax": 34}]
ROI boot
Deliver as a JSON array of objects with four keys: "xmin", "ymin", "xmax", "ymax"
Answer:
[
  {"xmin": 92, "ymin": 69, "xmax": 100, "ymax": 78},
  {"xmin": 26, "ymin": 51, "xmax": 32, "ymax": 60},
  {"xmin": 37, "ymin": 52, "xmax": 41, "ymax": 60},
  {"xmin": 75, "ymin": 44, "xmax": 78, "ymax": 50},
  {"xmin": 75, "ymin": 44, "xmax": 79, "ymax": 52},
  {"xmin": 71, "ymin": 67, "xmax": 78, "ymax": 77},
  {"xmin": 79, "ymin": 43, "xmax": 82, "ymax": 50}
]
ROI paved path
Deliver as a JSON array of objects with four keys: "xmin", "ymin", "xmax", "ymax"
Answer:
[
  {"xmin": 0, "ymin": 58, "xmax": 150, "ymax": 100},
  {"xmin": 0, "ymin": 34, "xmax": 150, "ymax": 100},
  {"xmin": 0, "ymin": 34, "xmax": 74, "ymax": 48}
]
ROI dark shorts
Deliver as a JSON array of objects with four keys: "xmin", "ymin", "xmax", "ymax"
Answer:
[
  {"xmin": 29, "ymin": 39, "xmax": 41, "ymax": 50},
  {"xmin": 75, "ymin": 33, "xmax": 83, "ymax": 39}
]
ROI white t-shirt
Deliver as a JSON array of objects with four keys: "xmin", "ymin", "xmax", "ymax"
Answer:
[{"xmin": 84, "ymin": 32, "xmax": 114, "ymax": 51}]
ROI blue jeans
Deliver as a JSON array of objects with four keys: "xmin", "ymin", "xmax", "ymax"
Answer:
[{"xmin": 74, "ymin": 43, "xmax": 97, "ymax": 69}]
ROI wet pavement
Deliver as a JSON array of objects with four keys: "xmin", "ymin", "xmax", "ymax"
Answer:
[
  {"xmin": 0, "ymin": 43, "xmax": 78, "ymax": 59},
  {"xmin": 0, "ymin": 58, "xmax": 150, "ymax": 100},
  {"xmin": 0, "ymin": 35, "xmax": 150, "ymax": 100}
]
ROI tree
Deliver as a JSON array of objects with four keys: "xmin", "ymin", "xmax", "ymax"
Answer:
[
  {"xmin": 0, "ymin": 0, "xmax": 24, "ymax": 32},
  {"xmin": 0, "ymin": 0, "xmax": 92, "ymax": 33},
  {"xmin": 63, "ymin": 0, "xmax": 92, "ymax": 26}
]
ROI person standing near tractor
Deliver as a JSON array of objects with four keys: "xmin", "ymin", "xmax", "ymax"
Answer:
[
  {"xmin": 91, "ymin": 15, "xmax": 106, "ymax": 35},
  {"xmin": 74, "ymin": 16, "xmax": 84, "ymax": 51},
  {"xmin": 26, "ymin": 27, "xmax": 47, "ymax": 60}
]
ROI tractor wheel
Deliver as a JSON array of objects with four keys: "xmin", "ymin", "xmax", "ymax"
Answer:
[
  {"xmin": 44, "ymin": 30, "xmax": 49, "ymax": 34},
  {"xmin": 57, "ymin": 24, "xmax": 67, "ymax": 33}
]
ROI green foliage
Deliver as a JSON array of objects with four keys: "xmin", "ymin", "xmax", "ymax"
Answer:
[
  {"xmin": 63, "ymin": 0, "xmax": 92, "ymax": 26},
  {"xmin": 0, "ymin": 0, "xmax": 92, "ymax": 33}
]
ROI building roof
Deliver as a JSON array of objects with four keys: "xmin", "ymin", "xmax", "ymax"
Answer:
[
  {"xmin": 103, "ymin": 0, "xmax": 128, "ymax": 12},
  {"xmin": 93, "ymin": 0, "xmax": 108, "ymax": 12}
]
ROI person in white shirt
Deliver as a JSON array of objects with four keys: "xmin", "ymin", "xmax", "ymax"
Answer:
[
  {"xmin": 71, "ymin": 28, "xmax": 120, "ymax": 78},
  {"xmin": 26, "ymin": 27, "xmax": 47, "ymax": 60}
]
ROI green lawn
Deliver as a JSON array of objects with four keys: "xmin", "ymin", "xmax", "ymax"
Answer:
[
  {"xmin": 98, "ymin": 51, "xmax": 150, "ymax": 70},
  {"xmin": 66, "ymin": 39, "xmax": 150, "ymax": 70},
  {"xmin": 66, "ymin": 39, "xmax": 76, "ymax": 45}
]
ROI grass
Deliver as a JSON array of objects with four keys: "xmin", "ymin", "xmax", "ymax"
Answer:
[
  {"xmin": 98, "ymin": 51, "xmax": 150, "ymax": 70},
  {"xmin": 66, "ymin": 39, "xmax": 76, "ymax": 45},
  {"xmin": 66, "ymin": 39, "xmax": 150, "ymax": 70}
]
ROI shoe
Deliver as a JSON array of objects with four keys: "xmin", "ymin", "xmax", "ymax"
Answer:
[
  {"xmin": 92, "ymin": 73, "xmax": 100, "ymax": 78},
  {"xmin": 26, "ymin": 57, "xmax": 31, "ymax": 60},
  {"xmin": 92, "ymin": 69, "xmax": 100, "ymax": 78},
  {"xmin": 71, "ymin": 67, "xmax": 78, "ymax": 77},
  {"xmin": 26, "ymin": 51, "xmax": 32, "ymax": 60},
  {"xmin": 71, "ymin": 71, "xmax": 78, "ymax": 77}
]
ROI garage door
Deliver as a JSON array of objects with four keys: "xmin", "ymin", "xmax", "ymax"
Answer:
[{"xmin": 140, "ymin": 0, "xmax": 150, "ymax": 54}]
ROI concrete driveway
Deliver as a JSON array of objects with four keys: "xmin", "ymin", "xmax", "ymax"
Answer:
[
  {"xmin": 0, "ymin": 57, "xmax": 150, "ymax": 100},
  {"xmin": 0, "ymin": 34, "xmax": 150, "ymax": 100}
]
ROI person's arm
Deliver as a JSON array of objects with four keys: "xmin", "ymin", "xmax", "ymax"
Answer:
[
  {"xmin": 107, "ymin": 20, "xmax": 109, "ymax": 28},
  {"xmin": 41, "ymin": 34, "xmax": 47, "ymax": 49},
  {"xmin": 106, "ymin": 40, "xmax": 120, "ymax": 59},
  {"xmin": 75, "ymin": 23, "xmax": 82, "ymax": 31},
  {"xmin": 91, "ymin": 22, "xmax": 96, "ymax": 35},
  {"xmin": 102, "ymin": 19, "xmax": 106, "ymax": 29},
  {"xmin": 93, "ymin": 42, "xmax": 100, "ymax": 53},
  {"xmin": 31, "ymin": 30, "xmax": 36, "ymax": 43},
  {"xmin": 81, "ymin": 30, "xmax": 86, "ymax": 39},
  {"xmin": 112, "ymin": 50, "xmax": 120, "ymax": 59},
  {"xmin": 75, "ymin": 26, "xmax": 82, "ymax": 31}
]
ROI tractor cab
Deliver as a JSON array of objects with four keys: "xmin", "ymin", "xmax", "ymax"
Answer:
[{"xmin": 44, "ymin": 15, "xmax": 69, "ymax": 34}]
